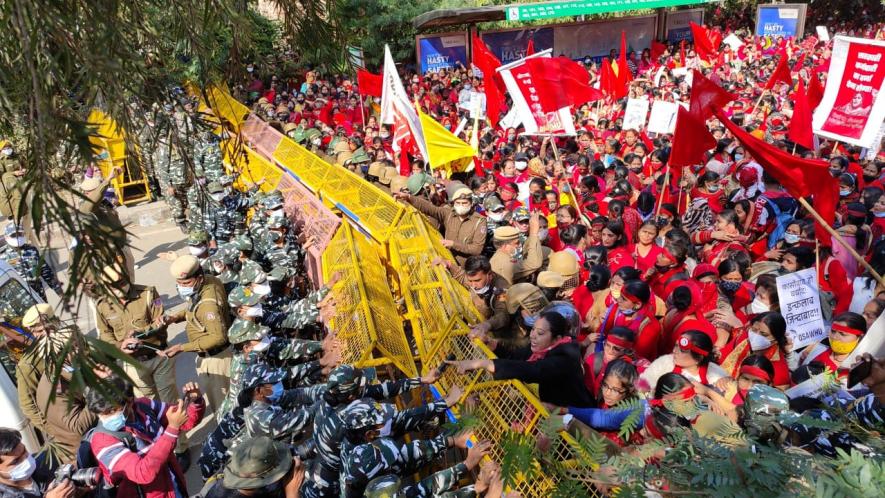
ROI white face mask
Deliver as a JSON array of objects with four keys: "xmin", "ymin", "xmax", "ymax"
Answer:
[
  {"xmin": 212, "ymin": 261, "xmax": 225, "ymax": 273},
  {"xmin": 875, "ymin": 211, "xmax": 885, "ymax": 218},
  {"xmin": 474, "ymin": 285, "xmax": 491, "ymax": 295},
  {"xmin": 211, "ymin": 193, "xmax": 224, "ymax": 202},
  {"xmin": 515, "ymin": 161, "xmax": 528, "ymax": 171},
  {"xmin": 538, "ymin": 228, "xmax": 549, "ymax": 241},
  {"xmin": 189, "ymin": 245, "xmax": 206, "ymax": 256},
  {"xmin": 749, "ymin": 297, "xmax": 769, "ymax": 314},
  {"xmin": 3, "ymin": 455, "xmax": 36, "ymax": 481},
  {"xmin": 252, "ymin": 336, "xmax": 272, "ymax": 352},
  {"xmin": 177, "ymin": 284, "xmax": 195, "ymax": 298},
  {"xmin": 5, "ymin": 236, "xmax": 25, "ymax": 248},
  {"xmin": 748, "ymin": 331, "xmax": 772, "ymax": 351},
  {"xmin": 489, "ymin": 211, "xmax": 505, "ymax": 222},
  {"xmin": 378, "ymin": 418, "xmax": 393, "ymax": 437},
  {"xmin": 453, "ymin": 204, "xmax": 472, "ymax": 216},
  {"xmin": 783, "ymin": 233, "xmax": 800, "ymax": 244},
  {"xmin": 253, "ymin": 283, "xmax": 271, "ymax": 296},
  {"xmin": 245, "ymin": 304, "xmax": 264, "ymax": 318}
]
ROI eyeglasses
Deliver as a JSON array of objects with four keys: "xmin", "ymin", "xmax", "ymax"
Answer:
[{"xmin": 601, "ymin": 382, "xmax": 627, "ymax": 395}]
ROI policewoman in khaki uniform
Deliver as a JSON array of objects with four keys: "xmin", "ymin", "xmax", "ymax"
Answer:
[{"xmin": 161, "ymin": 255, "xmax": 231, "ymax": 414}]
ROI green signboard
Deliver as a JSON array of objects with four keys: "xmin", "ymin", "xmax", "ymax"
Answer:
[{"xmin": 505, "ymin": 0, "xmax": 713, "ymax": 21}]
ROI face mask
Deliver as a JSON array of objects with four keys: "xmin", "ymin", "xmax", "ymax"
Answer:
[
  {"xmin": 378, "ymin": 419, "xmax": 393, "ymax": 437},
  {"xmin": 453, "ymin": 204, "xmax": 471, "ymax": 216},
  {"xmin": 3, "ymin": 455, "xmax": 36, "ymax": 481},
  {"xmin": 719, "ymin": 280, "xmax": 741, "ymax": 294},
  {"xmin": 515, "ymin": 161, "xmax": 528, "ymax": 171},
  {"xmin": 538, "ymin": 228, "xmax": 549, "ymax": 241},
  {"xmin": 188, "ymin": 245, "xmax": 206, "ymax": 256},
  {"xmin": 783, "ymin": 233, "xmax": 800, "ymax": 244},
  {"xmin": 474, "ymin": 285, "xmax": 491, "ymax": 296},
  {"xmin": 252, "ymin": 336, "xmax": 272, "ymax": 353},
  {"xmin": 489, "ymin": 212, "xmax": 505, "ymax": 222},
  {"xmin": 253, "ymin": 283, "xmax": 271, "ymax": 296},
  {"xmin": 245, "ymin": 305, "xmax": 264, "ymax": 318},
  {"xmin": 707, "ymin": 184, "xmax": 720, "ymax": 193},
  {"xmin": 5, "ymin": 236, "xmax": 25, "ymax": 248},
  {"xmin": 379, "ymin": 132, "xmax": 389, "ymax": 139},
  {"xmin": 839, "ymin": 189, "xmax": 852, "ymax": 197},
  {"xmin": 211, "ymin": 193, "xmax": 224, "ymax": 202},
  {"xmin": 875, "ymin": 211, "xmax": 885, "ymax": 218},
  {"xmin": 177, "ymin": 284, "xmax": 195, "ymax": 297},
  {"xmin": 620, "ymin": 307, "xmax": 637, "ymax": 316},
  {"xmin": 830, "ymin": 338, "xmax": 858, "ymax": 355},
  {"xmin": 748, "ymin": 331, "xmax": 773, "ymax": 351},
  {"xmin": 518, "ymin": 313, "xmax": 537, "ymax": 330},
  {"xmin": 1, "ymin": 148, "xmax": 12, "ymax": 157},
  {"xmin": 212, "ymin": 261, "xmax": 225, "ymax": 274},
  {"xmin": 749, "ymin": 297, "xmax": 770, "ymax": 314},
  {"xmin": 734, "ymin": 154, "xmax": 744, "ymax": 162},
  {"xmin": 102, "ymin": 411, "xmax": 126, "ymax": 432},
  {"xmin": 267, "ymin": 381, "xmax": 284, "ymax": 402}
]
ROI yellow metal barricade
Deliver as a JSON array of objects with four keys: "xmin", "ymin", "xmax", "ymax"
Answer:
[
  {"xmin": 87, "ymin": 110, "xmax": 152, "ymax": 205},
  {"xmin": 321, "ymin": 221, "xmax": 416, "ymax": 377}
]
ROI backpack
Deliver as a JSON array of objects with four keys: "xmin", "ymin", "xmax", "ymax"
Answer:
[{"xmin": 77, "ymin": 426, "xmax": 146, "ymax": 498}]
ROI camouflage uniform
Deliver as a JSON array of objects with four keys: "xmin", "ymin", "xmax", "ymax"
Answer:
[
  {"xmin": 154, "ymin": 111, "xmax": 192, "ymax": 227},
  {"xmin": 261, "ymin": 286, "xmax": 330, "ymax": 332},
  {"xmin": 0, "ymin": 225, "xmax": 61, "ymax": 300},
  {"xmin": 363, "ymin": 473, "xmax": 477, "ymax": 498},
  {"xmin": 258, "ymin": 217, "xmax": 302, "ymax": 272},
  {"xmin": 300, "ymin": 366, "xmax": 431, "ymax": 498},
  {"xmin": 339, "ymin": 402, "xmax": 459, "ymax": 498}
]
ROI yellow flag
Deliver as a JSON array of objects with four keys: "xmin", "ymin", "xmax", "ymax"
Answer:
[{"xmin": 418, "ymin": 109, "xmax": 475, "ymax": 174}]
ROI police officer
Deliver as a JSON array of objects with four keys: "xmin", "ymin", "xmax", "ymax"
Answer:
[
  {"xmin": 203, "ymin": 182, "xmax": 236, "ymax": 244},
  {"xmin": 482, "ymin": 195, "xmax": 509, "ymax": 257},
  {"xmin": 15, "ymin": 304, "xmax": 59, "ymax": 435},
  {"xmin": 154, "ymin": 109, "xmax": 192, "ymax": 231},
  {"xmin": 0, "ymin": 223, "xmax": 62, "ymax": 300},
  {"xmin": 438, "ymin": 255, "xmax": 510, "ymax": 338},
  {"xmin": 258, "ymin": 217, "xmax": 302, "ymax": 271},
  {"xmin": 79, "ymin": 168, "xmax": 134, "ymax": 278},
  {"xmin": 160, "ymin": 255, "xmax": 231, "ymax": 413},
  {"xmin": 339, "ymin": 403, "xmax": 478, "ymax": 498},
  {"xmin": 489, "ymin": 211, "xmax": 543, "ymax": 286},
  {"xmin": 199, "ymin": 436, "xmax": 303, "ymax": 497}
]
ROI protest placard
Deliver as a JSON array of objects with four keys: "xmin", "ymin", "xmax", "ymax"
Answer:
[
  {"xmin": 776, "ymin": 268, "xmax": 827, "ymax": 349},
  {"xmin": 622, "ymin": 98, "xmax": 649, "ymax": 131},
  {"xmin": 648, "ymin": 101, "xmax": 679, "ymax": 134},
  {"xmin": 816, "ymin": 26, "xmax": 830, "ymax": 42}
]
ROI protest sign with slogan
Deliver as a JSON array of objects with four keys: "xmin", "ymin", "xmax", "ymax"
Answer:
[
  {"xmin": 776, "ymin": 268, "xmax": 826, "ymax": 349},
  {"xmin": 647, "ymin": 101, "xmax": 679, "ymax": 134},
  {"xmin": 498, "ymin": 49, "xmax": 576, "ymax": 135},
  {"xmin": 813, "ymin": 36, "xmax": 885, "ymax": 148},
  {"xmin": 622, "ymin": 98, "xmax": 650, "ymax": 131}
]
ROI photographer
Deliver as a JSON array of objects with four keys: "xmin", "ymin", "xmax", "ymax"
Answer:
[
  {"xmin": 0, "ymin": 429, "xmax": 72, "ymax": 498},
  {"xmin": 84, "ymin": 375, "xmax": 204, "ymax": 498}
]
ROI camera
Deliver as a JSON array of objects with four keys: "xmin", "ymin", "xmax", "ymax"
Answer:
[{"xmin": 54, "ymin": 464, "xmax": 101, "ymax": 488}]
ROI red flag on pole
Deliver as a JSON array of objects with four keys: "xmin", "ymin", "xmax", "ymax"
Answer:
[
  {"xmin": 669, "ymin": 106, "xmax": 716, "ymax": 171},
  {"xmin": 617, "ymin": 31, "xmax": 633, "ymax": 88},
  {"xmin": 689, "ymin": 69, "xmax": 734, "ymax": 120},
  {"xmin": 690, "ymin": 22, "xmax": 718, "ymax": 62},
  {"xmin": 807, "ymin": 73, "xmax": 824, "ymax": 111},
  {"xmin": 651, "ymin": 40, "xmax": 667, "ymax": 61},
  {"xmin": 788, "ymin": 80, "xmax": 814, "ymax": 150},
  {"xmin": 524, "ymin": 57, "xmax": 604, "ymax": 113},
  {"xmin": 764, "ymin": 51, "xmax": 793, "ymax": 90},
  {"xmin": 792, "ymin": 52, "xmax": 807, "ymax": 73},
  {"xmin": 472, "ymin": 35, "xmax": 506, "ymax": 128},
  {"xmin": 600, "ymin": 57, "xmax": 618, "ymax": 99},
  {"xmin": 716, "ymin": 109, "xmax": 838, "ymax": 246},
  {"xmin": 356, "ymin": 69, "xmax": 383, "ymax": 97},
  {"xmin": 526, "ymin": 38, "xmax": 535, "ymax": 56}
]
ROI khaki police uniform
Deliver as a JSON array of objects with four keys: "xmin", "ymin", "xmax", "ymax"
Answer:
[{"xmin": 490, "ymin": 227, "xmax": 543, "ymax": 285}]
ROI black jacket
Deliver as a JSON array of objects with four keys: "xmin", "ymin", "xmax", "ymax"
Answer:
[{"xmin": 493, "ymin": 341, "xmax": 595, "ymax": 408}]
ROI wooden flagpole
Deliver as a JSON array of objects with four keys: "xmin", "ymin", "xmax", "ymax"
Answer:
[
  {"xmin": 798, "ymin": 197, "xmax": 885, "ymax": 287},
  {"xmin": 655, "ymin": 165, "xmax": 671, "ymax": 217}
]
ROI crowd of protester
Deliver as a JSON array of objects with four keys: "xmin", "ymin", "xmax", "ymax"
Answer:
[{"xmin": 0, "ymin": 15, "xmax": 883, "ymax": 498}]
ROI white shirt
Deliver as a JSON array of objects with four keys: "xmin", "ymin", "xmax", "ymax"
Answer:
[
  {"xmin": 640, "ymin": 354, "xmax": 729, "ymax": 391},
  {"xmin": 849, "ymin": 277, "xmax": 877, "ymax": 314}
]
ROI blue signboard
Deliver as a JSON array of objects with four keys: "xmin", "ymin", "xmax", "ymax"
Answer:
[
  {"xmin": 418, "ymin": 34, "xmax": 468, "ymax": 73},
  {"xmin": 755, "ymin": 5, "xmax": 804, "ymax": 38},
  {"xmin": 480, "ymin": 28, "xmax": 555, "ymax": 65}
]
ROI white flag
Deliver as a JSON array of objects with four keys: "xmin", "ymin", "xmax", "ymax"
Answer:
[
  {"xmin": 496, "ymin": 49, "xmax": 575, "ymax": 135},
  {"xmin": 380, "ymin": 45, "xmax": 428, "ymax": 161}
]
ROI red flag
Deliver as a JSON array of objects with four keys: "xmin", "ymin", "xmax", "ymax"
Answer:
[
  {"xmin": 669, "ymin": 106, "xmax": 716, "ymax": 170},
  {"xmin": 617, "ymin": 31, "xmax": 633, "ymax": 88},
  {"xmin": 690, "ymin": 22, "xmax": 718, "ymax": 62},
  {"xmin": 689, "ymin": 69, "xmax": 734, "ymax": 120},
  {"xmin": 788, "ymin": 80, "xmax": 814, "ymax": 150},
  {"xmin": 807, "ymin": 73, "xmax": 824, "ymax": 111},
  {"xmin": 764, "ymin": 51, "xmax": 793, "ymax": 90},
  {"xmin": 472, "ymin": 35, "xmax": 506, "ymax": 127},
  {"xmin": 680, "ymin": 40, "xmax": 686, "ymax": 68},
  {"xmin": 524, "ymin": 57, "xmax": 603, "ymax": 113},
  {"xmin": 792, "ymin": 52, "xmax": 807, "ymax": 73},
  {"xmin": 716, "ymin": 109, "xmax": 838, "ymax": 246},
  {"xmin": 600, "ymin": 57, "xmax": 618, "ymax": 98},
  {"xmin": 526, "ymin": 38, "xmax": 535, "ymax": 56},
  {"xmin": 356, "ymin": 69, "xmax": 383, "ymax": 97},
  {"xmin": 651, "ymin": 40, "xmax": 667, "ymax": 61}
]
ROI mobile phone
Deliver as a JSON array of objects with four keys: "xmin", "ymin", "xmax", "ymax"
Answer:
[
  {"xmin": 436, "ymin": 353, "xmax": 457, "ymax": 375},
  {"xmin": 848, "ymin": 358, "xmax": 872, "ymax": 388}
]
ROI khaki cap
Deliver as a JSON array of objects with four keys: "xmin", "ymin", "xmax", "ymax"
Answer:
[
  {"xmin": 102, "ymin": 264, "xmax": 125, "ymax": 283},
  {"xmin": 537, "ymin": 271, "xmax": 564, "ymax": 289},
  {"xmin": 170, "ymin": 255, "xmax": 201, "ymax": 279},
  {"xmin": 379, "ymin": 166, "xmax": 398, "ymax": 186},
  {"xmin": 505, "ymin": 283, "xmax": 549, "ymax": 314},
  {"xmin": 283, "ymin": 122, "xmax": 298, "ymax": 133},
  {"xmin": 367, "ymin": 162, "xmax": 385, "ymax": 178},
  {"xmin": 493, "ymin": 226, "xmax": 520, "ymax": 242},
  {"xmin": 451, "ymin": 187, "xmax": 473, "ymax": 202},
  {"xmin": 389, "ymin": 175, "xmax": 409, "ymax": 193},
  {"xmin": 548, "ymin": 251, "xmax": 580, "ymax": 277},
  {"xmin": 22, "ymin": 303, "xmax": 54, "ymax": 328}
]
